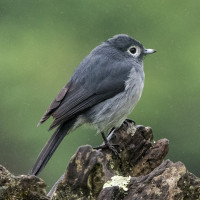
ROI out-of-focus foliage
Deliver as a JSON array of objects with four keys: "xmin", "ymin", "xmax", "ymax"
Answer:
[{"xmin": 0, "ymin": 0, "xmax": 200, "ymax": 188}]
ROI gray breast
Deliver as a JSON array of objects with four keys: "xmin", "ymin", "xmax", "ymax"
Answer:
[{"xmin": 82, "ymin": 66, "xmax": 145, "ymax": 133}]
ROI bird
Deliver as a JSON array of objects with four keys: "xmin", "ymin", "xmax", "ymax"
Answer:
[{"xmin": 29, "ymin": 34, "xmax": 156, "ymax": 176}]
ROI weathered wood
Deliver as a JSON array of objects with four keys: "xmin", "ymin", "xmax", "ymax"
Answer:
[
  {"xmin": 0, "ymin": 121, "xmax": 200, "ymax": 200},
  {"xmin": 0, "ymin": 165, "xmax": 47, "ymax": 200}
]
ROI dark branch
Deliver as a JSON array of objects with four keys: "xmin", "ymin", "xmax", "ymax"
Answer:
[{"xmin": 0, "ymin": 122, "xmax": 199, "ymax": 200}]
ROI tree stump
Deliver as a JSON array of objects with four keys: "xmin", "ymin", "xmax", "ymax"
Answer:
[{"xmin": 0, "ymin": 121, "xmax": 200, "ymax": 199}]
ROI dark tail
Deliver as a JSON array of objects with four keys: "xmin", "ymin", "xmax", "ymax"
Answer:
[{"xmin": 29, "ymin": 118, "xmax": 76, "ymax": 176}]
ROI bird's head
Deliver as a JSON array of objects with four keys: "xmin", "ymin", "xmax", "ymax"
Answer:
[{"xmin": 106, "ymin": 34, "xmax": 156, "ymax": 61}]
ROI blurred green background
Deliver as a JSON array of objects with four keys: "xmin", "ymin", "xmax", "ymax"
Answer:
[{"xmin": 0, "ymin": 0, "xmax": 200, "ymax": 189}]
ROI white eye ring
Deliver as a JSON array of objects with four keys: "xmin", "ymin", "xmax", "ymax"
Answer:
[{"xmin": 128, "ymin": 46, "xmax": 141, "ymax": 57}]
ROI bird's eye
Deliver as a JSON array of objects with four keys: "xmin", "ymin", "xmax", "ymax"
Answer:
[
  {"xmin": 129, "ymin": 47, "xmax": 137, "ymax": 54},
  {"xmin": 128, "ymin": 46, "xmax": 141, "ymax": 57}
]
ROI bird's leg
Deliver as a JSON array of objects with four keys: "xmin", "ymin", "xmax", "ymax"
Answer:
[
  {"xmin": 94, "ymin": 132, "xmax": 120, "ymax": 157},
  {"xmin": 100, "ymin": 131, "xmax": 109, "ymax": 144},
  {"xmin": 108, "ymin": 127, "xmax": 115, "ymax": 136}
]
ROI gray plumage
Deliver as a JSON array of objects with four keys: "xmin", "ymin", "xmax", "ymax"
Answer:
[{"xmin": 30, "ymin": 34, "xmax": 156, "ymax": 176}]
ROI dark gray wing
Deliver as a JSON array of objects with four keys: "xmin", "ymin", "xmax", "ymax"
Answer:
[{"xmin": 38, "ymin": 46, "xmax": 132, "ymax": 130}]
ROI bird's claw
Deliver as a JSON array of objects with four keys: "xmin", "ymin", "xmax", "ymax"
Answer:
[
  {"xmin": 123, "ymin": 119, "xmax": 135, "ymax": 126},
  {"xmin": 94, "ymin": 142, "xmax": 121, "ymax": 158}
]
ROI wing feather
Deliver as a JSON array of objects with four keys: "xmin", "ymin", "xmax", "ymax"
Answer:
[{"xmin": 37, "ymin": 81, "xmax": 72, "ymax": 126}]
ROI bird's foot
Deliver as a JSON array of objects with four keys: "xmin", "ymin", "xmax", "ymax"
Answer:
[
  {"xmin": 94, "ymin": 131, "xmax": 120, "ymax": 158},
  {"xmin": 123, "ymin": 119, "xmax": 136, "ymax": 135},
  {"xmin": 123, "ymin": 118, "xmax": 136, "ymax": 126},
  {"xmin": 94, "ymin": 142, "xmax": 120, "ymax": 158}
]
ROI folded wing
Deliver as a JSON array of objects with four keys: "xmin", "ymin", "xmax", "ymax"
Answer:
[{"xmin": 38, "ymin": 50, "xmax": 132, "ymax": 130}]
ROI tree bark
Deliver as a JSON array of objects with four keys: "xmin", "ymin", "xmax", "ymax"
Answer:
[{"xmin": 0, "ymin": 121, "xmax": 200, "ymax": 200}]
